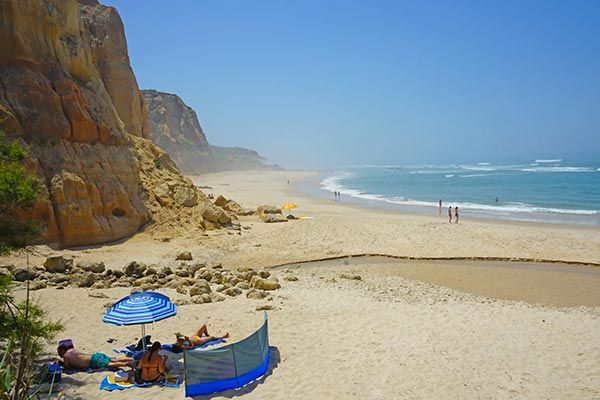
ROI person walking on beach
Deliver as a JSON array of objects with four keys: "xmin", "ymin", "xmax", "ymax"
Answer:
[
  {"xmin": 448, "ymin": 206, "xmax": 452, "ymax": 223},
  {"xmin": 439, "ymin": 199, "xmax": 442, "ymax": 214},
  {"xmin": 455, "ymin": 206, "xmax": 459, "ymax": 224}
]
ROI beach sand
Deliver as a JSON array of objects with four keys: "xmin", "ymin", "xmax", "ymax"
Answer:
[{"xmin": 5, "ymin": 170, "xmax": 600, "ymax": 399}]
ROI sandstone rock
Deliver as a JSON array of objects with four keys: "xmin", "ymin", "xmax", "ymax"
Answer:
[
  {"xmin": 158, "ymin": 267, "xmax": 173, "ymax": 277},
  {"xmin": 174, "ymin": 268, "xmax": 189, "ymax": 277},
  {"xmin": 210, "ymin": 272, "xmax": 223, "ymax": 284},
  {"xmin": 144, "ymin": 266, "xmax": 157, "ymax": 276},
  {"xmin": 250, "ymin": 276, "xmax": 281, "ymax": 291},
  {"xmin": 30, "ymin": 281, "xmax": 47, "ymax": 291},
  {"xmin": 199, "ymin": 270, "xmax": 213, "ymax": 281},
  {"xmin": 217, "ymin": 211, "xmax": 232, "ymax": 225},
  {"xmin": 260, "ymin": 213, "xmax": 288, "ymax": 223},
  {"xmin": 214, "ymin": 284, "xmax": 226, "ymax": 292},
  {"xmin": 235, "ymin": 282, "xmax": 250, "ymax": 290},
  {"xmin": 133, "ymin": 276, "xmax": 157, "ymax": 287},
  {"xmin": 214, "ymin": 195, "xmax": 228, "ymax": 207},
  {"xmin": 70, "ymin": 272, "xmax": 95, "ymax": 288},
  {"xmin": 246, "ymin": 288, "xmax": 268, "ymax": 300},
  {"xmin": 284, "ymin": 275, "xmax": 299, "ymax": 281},
  {"xmin": 91, "ymin": 281, "xmax": 109, "ymax": 289},
  {"xmin": 0, "ymin": 268, "xmax": 11, "ymax": 278},
  {"xmin": 189, "ymin": 263, "xmax": 205, "ymax": 275},
  {"xmin": 140, "ymin": 283, "xmax": 157, "ymax": 291},
  {"xmin": 256, "ymin": 304, "xmax": 274, "ymax": 311},
  {"xmin": 175, "ymin": 298, "xmax": 190, "ymax": 306},
  {"xmin": 236, "ymin": 208, "xmax": 255, "ymax": 216},
  {"xmin": 340, "ymin": 274, "xmax": 362, "ymax": 281},
  {"xmin": 203, "ymin": 208, "xmax": 219, "ymax": 224},
  {"xmin": 50, "ymin": 275, "xmax": 70, "ymax": 284},
  {"xmin": 77, "ymin": 261, "xmax": 105, "ymax": 274},
  {"xmin": 174, "ymin": 186, "xmax": 198, "ymax": 207},
  {"xmin": 209, "ymin": 292, "xmax": 226, "ymax": 302},
  {"xmin": 176, "ymin": 251, "xmax": 193, "ymax": 261},
  {"xmin": 189, "ymin": 279, "xmax": 211, "ymax": 296},
  {"xmin": 224, "ymin": 287, "xmax": 242, "ymax": 297},
  {"xmin": 200, "ymin": 293, "xmax": 212, "ymax": 303},
  {"xmin": 191, "ymin": 296, "xmax": 205, "ymax": 304},
  {"xmin": 44, "ymin": 256, "xmax": 73, "ymax": 273},
  {"xmin": 165, "ymin": 278, "xmax": 185, "ymax": 289},
  {"xmin": 256, "ymin": 205, "xmax": 281, "ymax": 215},
  {"xmin": 223, "ymin": 200, "xmax": 241, "ymax": 213},
  {"xmin": 124, "ymin": 261, "xmax": 146, "ymax": 278},
  {"xmin": 176, "ymin": 286, "xmax": 188, "ymax": 295}
]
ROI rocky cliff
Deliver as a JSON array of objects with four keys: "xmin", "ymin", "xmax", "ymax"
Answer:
[
  {"xmin": 142, "ymin": 90, "xmax": 215, "ymax": 173},
  {"xmin": 0, "ymin": 0, "xmax": 228, "ymax": 247},
  {"xmin": 142, "ymin": 90, "xmax": 282, "ymax": 174}
]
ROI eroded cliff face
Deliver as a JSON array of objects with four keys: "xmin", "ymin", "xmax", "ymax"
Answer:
[
  {"xmin": 143, "ymin": 90, "xmax": 282, "ymax": 174},
  {"xmin": 142, "ymin": 90, "xmax": 215, "ymax": 174},
  {"xmin": 0, "ymin": 0, "xmax": 226, "ymax": 247}
]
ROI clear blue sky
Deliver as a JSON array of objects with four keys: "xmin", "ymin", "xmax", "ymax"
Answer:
[{"xmin": 106, "ymin": 0, "xmax": 600, "ymax": 169}]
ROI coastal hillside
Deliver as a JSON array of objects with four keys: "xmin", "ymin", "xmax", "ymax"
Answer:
[
  {"xmin": 0, "ymin": 0, "xmax": 231, "ymax": 247},
  {"xmin": 142, "ymin": 90, "xmax": 282, "ymax": 174}
]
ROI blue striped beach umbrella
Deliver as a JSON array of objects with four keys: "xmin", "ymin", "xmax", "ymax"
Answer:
[{"xmin": 103, "ymin": 291, "xmax": 177, "ymax": 350}]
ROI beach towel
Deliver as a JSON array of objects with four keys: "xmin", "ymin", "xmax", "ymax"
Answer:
[
  {"xmin": 99, "ymin": 373, "xmax": 181, "ymax": 391},
  {"xmin": 161, "ymin": 338, "xmax": 226, "ymax": 353},
  {"xmin": 113, "ymin": 338, "xmax": 226, "ymax": 358}
]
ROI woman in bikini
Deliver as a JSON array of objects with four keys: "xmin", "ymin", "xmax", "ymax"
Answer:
[
  {"xmin": 138, "ymin": 341, "xmax": 167, "ymax": 383},
  {"xmin": 175, "ymin": 324, "xmax": 229, "ymax": 350}
]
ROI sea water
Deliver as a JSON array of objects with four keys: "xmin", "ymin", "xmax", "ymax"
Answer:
[{"xmin": 319, "ymin": 160, "xmax": 600, "ymax": 226}]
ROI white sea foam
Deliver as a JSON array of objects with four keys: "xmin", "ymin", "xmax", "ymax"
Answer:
[
  {"xmin": 445, "ymin": 174, "xmax": 454, "ymax": 178},
  {"xmin": 320, "ymin": 172, "xmax": 598, "ymax": 216},
  {"xmin": 521, "ymin": 166, "xmax": 592, "ymax": 173},
  {"xmin": 460, "ymin": 174, "xmax": 486, "ymax": 178},
  {"xmin": 459, "ymin": 165, "xmax": 497, "ymax": 171},
  {"xmin": 535, "ymin": 159, "xmax": 563, "ymax": 163},
  {"xmin": 477, "ymin": 162, "xmax": 491, "ymax": 165}
]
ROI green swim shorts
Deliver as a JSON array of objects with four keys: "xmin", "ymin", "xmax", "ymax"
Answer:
[{"xmin": 90, "ymin": 352, "xmax": 111, "ymax": 369}]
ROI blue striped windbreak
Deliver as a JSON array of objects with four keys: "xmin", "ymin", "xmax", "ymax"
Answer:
[{"xmin": 102, "ymin": 291, "xmax": 177, "ymax": 326}]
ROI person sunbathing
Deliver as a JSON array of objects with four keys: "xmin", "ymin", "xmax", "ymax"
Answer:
[
  {"xmin": 57, "ymin": 345, "xmax": 134, "ymax": 370},
  {"xmin": 175, "ymin": 324, "xmax": 229, "ymax": 350},
  {"xmin": 138, "ymin": 341, "xmax": 167, "ymax": 383}
]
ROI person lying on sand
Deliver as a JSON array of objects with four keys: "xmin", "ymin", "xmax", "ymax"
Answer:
[
  {"xmin": 175, "ymin": 324, "xmax": 229, "ymax": 350},
  {"xmin": 57, "ymin": 344, "xmax": 134, "ymax": 370},
  {"xmin": 138, "ymin": 341, "xmax": 167, "ymax": 383}
]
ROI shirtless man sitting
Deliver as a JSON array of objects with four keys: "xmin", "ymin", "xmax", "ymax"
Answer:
[
  {"xmin": 175, "ymin": 324, "xmax": 229, "ymax": 350},
  {"xmin": 57, "ymin": 344, "xmax": 134, "ymax": 370}
]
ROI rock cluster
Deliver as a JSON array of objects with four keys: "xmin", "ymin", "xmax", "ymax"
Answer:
[
  {"xmin": 256, "ymin": 205, "xmax": 288, "ymax": 223},
  {"xmin": 4, "ymin": 256, "xmax": 285, "ymax": 306}
]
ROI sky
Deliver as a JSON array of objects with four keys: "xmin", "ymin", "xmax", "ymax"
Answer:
[{"xmin": 105, "ymin": 0, "xmax": 600, "ymax": 169}]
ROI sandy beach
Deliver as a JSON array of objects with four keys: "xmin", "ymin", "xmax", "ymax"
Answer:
[{"xmin": 5, "ymin": 170, "xmax": 600, "ymax": 399}]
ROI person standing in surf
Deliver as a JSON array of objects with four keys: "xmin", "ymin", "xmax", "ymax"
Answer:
[
  {"xmin": 448, "ymin": 206, "xmax": 452, "ymax": 223},
  {"xmin": 455, "ymin": 206, "xmax": 459, "ymax": 224}
]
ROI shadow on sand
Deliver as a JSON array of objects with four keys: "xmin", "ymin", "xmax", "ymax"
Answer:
[{"xmin": 191, "ymin": 346, "xmax": 281, "ymax": 400}]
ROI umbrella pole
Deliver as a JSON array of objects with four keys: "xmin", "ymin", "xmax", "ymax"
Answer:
[{"xmin": 141, "ymin": 324, "xmax": 147, "ymax": 351}]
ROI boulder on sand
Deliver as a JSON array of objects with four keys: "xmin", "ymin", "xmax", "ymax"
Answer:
[
  {"xmin": 250, "ymin": 276, "xmax": 281, "ymax": 291},
  {"xmin": 44, "ymin": 256, "xmax": 72, "ymax": 273},
  {"xmin": 176, "ymin": 251, "xmax": 193, "ymax": 261}
]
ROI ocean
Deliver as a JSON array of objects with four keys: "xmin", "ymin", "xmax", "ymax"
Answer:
[{"xmin": 318, "ymin": 159, "xmax": 600, "ymax": 226}]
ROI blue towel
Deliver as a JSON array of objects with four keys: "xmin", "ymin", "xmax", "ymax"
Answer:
[
  {"xmin": 114, "ymin": 339, "xmax": 225, "ymax": 358},
  {"xmin": 99, "ymin": 375, "xmax": 181, "ymax": 391},
  {"xmin": 161, "ymin": 338, "xmax": 226, "ymax": 352}
]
